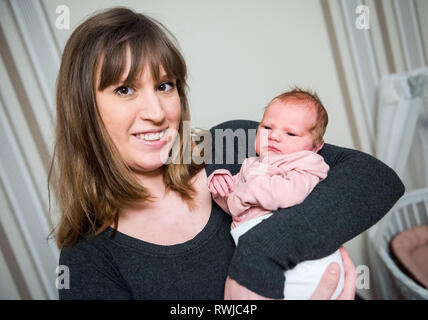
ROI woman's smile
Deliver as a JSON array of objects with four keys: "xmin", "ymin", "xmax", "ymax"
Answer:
[
  {"xmin": 133, "ymin": 128, "xmax": 167, "ymax": 141},
  {"xmin": 132, "ymin": 128, "xmax": 168, "ymax": 147}
]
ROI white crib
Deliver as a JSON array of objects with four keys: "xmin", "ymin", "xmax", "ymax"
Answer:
[{"xmin": 368, "ymin": 188, "xmax": 428, "ymax": 299}]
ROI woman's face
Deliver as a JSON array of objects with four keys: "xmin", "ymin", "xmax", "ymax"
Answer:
[{"xmin": 95, "ymin": 53, "xmax": 181, "ymax": 176}]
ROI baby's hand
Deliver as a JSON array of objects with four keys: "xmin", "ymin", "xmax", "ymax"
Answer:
[{"xmin": 208, "ymin": 174, "xmax": 234, "ymax": 197}]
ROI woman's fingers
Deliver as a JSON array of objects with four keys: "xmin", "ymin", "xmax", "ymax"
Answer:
[
  {"xmin": 309, "ymin": 247, "xmax": 357, "ymax": 300},
  {"xmin": 310, "ymin": 262, "xmax": 341, "ymax": 300},
  {"xmin": 336, "ymin": 246, "xmax": 356, "ymax": 300}
]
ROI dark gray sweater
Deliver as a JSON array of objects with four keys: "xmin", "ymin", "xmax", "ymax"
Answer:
[{"xmin": 58, "ymin": 120, "xmax": 404, "ymax": 299}]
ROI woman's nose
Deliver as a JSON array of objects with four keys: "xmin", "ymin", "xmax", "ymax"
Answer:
[{"xmin": 138, "ymin": 91, "xmax": 166, "ymax": 123}]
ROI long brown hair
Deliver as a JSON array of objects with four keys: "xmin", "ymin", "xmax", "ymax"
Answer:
[{"xmin": 49, "ymin": 7, "xmax": 203, "ymax": 249}]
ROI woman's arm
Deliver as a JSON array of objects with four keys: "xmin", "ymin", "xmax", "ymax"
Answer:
[
  {"xmin": 207, "ymin": 120, "xmax": 405, "ymax": 298},
  {"xmin": 225, "ymin": 246, "xmax": 357, "ymax": 300}
]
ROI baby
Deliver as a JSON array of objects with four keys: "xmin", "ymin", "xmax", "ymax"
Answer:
[{"xmin": 208, "ymin": 88, "xmax": 345, "ymax": 299}]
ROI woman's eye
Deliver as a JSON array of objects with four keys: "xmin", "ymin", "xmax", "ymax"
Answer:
[
  {"xmin": 114, "ymin": 86, "xmax": 134, "ymax": 96},
  {"xmin": 158, "ymin": 82, "xmax": 175, "ymax": 92}
]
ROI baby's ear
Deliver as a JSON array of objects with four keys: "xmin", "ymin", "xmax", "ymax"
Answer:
[{"xmin": 312, "ymin": 140, "xmax": 324, "ymax": 153}]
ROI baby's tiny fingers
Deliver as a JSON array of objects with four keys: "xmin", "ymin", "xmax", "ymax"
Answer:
[
  {"xmin": 224, "ymin": 175, "xmax": 234, "ymax": 191},
  {"xmin": 218, "ymin": 179, "xmax": 231, "ymax": 196},
  {"xmin": 208, "ymin": 184, "xmax": 217, "ymax": 195},
  {"xmin": 213, "ymin": 179, "xmax": 225, "ymax": 197}
]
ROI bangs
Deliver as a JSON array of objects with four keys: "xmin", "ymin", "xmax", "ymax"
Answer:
[{"xmin": 97, "ymin": 24, "xmax": 186, "ymax": 91}]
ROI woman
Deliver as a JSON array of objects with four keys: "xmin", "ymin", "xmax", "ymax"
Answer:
[{"xmin": 50, "ymin": 7, "xmax": 404, "ymax": 299}]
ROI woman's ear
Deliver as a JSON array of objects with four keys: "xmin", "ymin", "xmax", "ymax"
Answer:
[{"xmin": 312, "ymin": 140, "xmax": 324, "ymax": 153}]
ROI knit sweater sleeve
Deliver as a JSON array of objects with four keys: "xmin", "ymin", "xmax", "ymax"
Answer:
[{"xmin": 206, "ymin": 120, "xmax": 405, "ymax": 299}]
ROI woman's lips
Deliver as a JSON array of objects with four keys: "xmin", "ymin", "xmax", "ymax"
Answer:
[
  {"xmin": 133, "ymin": 128, "xmax": 167, "ymax": 140},
  {"xmin": 132, "ymin": 128, "xmax": 168, "ymax": 147}
]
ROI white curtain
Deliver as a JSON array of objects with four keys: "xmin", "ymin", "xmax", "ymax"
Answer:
[{"xmin": 368, "ymin": 67, "xmax": 428, "ymax": 299}]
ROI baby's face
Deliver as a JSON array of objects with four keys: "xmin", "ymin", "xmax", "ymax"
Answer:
[{"xmin": 255, "ymin": 99, "xmax": 321, "ymax": 156}]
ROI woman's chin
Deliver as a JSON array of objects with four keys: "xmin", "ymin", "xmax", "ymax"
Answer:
[
  {"xmin": 132, "ymin": 164, "xmax": 166, "ymax": 177},
  {"xmin": 128, "ymin": 156, "xmax": 167, "ymax": 175}
]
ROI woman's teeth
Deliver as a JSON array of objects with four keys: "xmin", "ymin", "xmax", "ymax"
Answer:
[{"xmin": 135, "ymin": 129, "xmax": 166, "ymax": 141}]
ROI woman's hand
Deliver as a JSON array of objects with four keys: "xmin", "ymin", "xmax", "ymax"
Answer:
[
  {"xmin": 225, "ymin": 246, "xmax": 356, "ymax": 300},
  {"xmin": 310, "ymin": 246, "xmax": 356, "ymax": 300}
]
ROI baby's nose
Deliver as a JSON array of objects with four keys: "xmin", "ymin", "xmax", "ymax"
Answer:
[{"xmin": 269, "ymin": 130, "xmax": 281, "ymax": 141}]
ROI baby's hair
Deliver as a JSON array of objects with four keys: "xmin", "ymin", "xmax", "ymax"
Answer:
[{"xmin": 267, "ymin": 87, "xmax": 328, "ymax": 145}]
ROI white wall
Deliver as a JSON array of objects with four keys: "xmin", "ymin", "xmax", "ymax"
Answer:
[{"xmin": 42, "ymin": 0, "xmax": 355, "ymax": 148}]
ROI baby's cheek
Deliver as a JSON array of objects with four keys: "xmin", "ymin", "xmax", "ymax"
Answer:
[
  {"xmin": 255, "ymin": 136, "xmax": 264, "ymax": 156},
  {"xmin": 255, "ymin": 138, "xmax": 261, "ymax": 155}
]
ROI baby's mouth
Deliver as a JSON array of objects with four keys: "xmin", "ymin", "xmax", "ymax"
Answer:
[{"xmin": 267, "ymin": 145, "xmax": 280, "ymax": 152}]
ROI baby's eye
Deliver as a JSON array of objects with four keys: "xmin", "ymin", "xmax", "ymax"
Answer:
[
  {"xmin": 262, "ymin": 125, "xmax": 271, "ymax": 130},
  {"xmin": 286, "ymin": 132, "xmax": 297, "ymax": 136},
  {"xmin": 158, "ymin": 82, "xmax": 175, "ymax": 92},
  {"xmin": 114, "ymin": 86, "xmax": 135, "ymax": 96}
]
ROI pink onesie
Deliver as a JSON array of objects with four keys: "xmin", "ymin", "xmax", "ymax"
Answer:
[
  {"xmin": 208, "ymin": 150, "xmax": 346, "ymax": 300},
  {"xmin": 208, "ymin": 150, "xmax": 330, "ymax": 229}
]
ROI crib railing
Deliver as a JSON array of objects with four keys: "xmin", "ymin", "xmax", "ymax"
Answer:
[{"xmin": 369, "ymin": 187, "xmax": 428, "ymax": 299}]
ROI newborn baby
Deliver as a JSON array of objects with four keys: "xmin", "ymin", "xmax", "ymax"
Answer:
[{"xmin": 208, "ymin": 88, "xmax": 345, "ymax": 299}]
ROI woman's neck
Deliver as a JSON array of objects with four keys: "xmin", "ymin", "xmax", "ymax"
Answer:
[
  {"xmin": 113, "ymin": 169, "xmax": 212, "ymax": 245},
  {"xmin": 119, "ymin": 167, "xmax": 167, "ymax": 217},
  {"xmin": 135, "ymin": 167, "xmax": 167, "ymax": 199}
]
